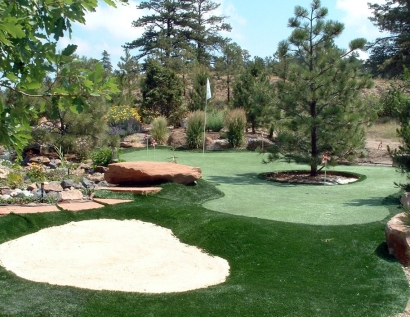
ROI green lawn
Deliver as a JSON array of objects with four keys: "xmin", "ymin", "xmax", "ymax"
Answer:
[{"xmin": 0, "ymin": 148, "xmax": 408, "ymax": 316}]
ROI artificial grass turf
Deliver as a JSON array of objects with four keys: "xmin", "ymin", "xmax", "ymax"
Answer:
[
  {"xmin": 0, "ymin": 180, "xmax": 408, "ymax": 316},
  {"xmin": 121, "ymin": 148, "xmax": 406, "ymax": 225}
]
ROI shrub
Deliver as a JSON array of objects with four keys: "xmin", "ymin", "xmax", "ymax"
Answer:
[
  {"xmin": 107, "ymin": 105, "xmax": 141, "ymax": 137},
  {"xmin": 224, "ymin": 108, "xmax": 247, "ymax": 147},
  {"xmin": 206, "ymin": 110, "xmax": 225, "ymax": 132},
  {"xmin": 186, "ymin": 111, "xmax": 205, "ymax": 149},
  {"xmin": 26, "ymin": 163, "xmax": 47, "ymax": 182},
  {"xmin": 150, "ymin": 116, "xmax": 169, "ymax": 145},
  {"xmin": 91, "ymin": 147, "xmax": 113, "ymax": 167},
  {"xmin": 6, "ymin": 171, "xmax": 24, "ymax": 189}
]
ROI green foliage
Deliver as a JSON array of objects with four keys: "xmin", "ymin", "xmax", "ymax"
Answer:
[
  {"xmin": 386, "ymin": 69, "xmax": 410, "ymax": 189},
  {"xmin": 186, "ymin": 110, "xmax": 205, "ymax": 149},
  {"xmin": 150, "ymin": 116, "xmax": 169, "ymax": 145},
  {"xmin": 206, "ymin": 110, "xmax": 225, "ymax": 132},
  {"xmin": 6, "ymin": 171, "xmax": 24, "ymax": 189},
  {"xmin": 0, "ymin": 0, "xmax": 122, "ymax": 154},
  {"xmin": 140, "ymin": 59, "xmax": 183, "ymax": 120},
  {"xmin": 367, "ymin": 0, "xmax": 410, "ymax": 77},
  {"xmin": 91, "ymin": 147, "xmax": 113, "ymax": 167},
  {"xmin": 107, "ymin": 105, "xmax": 141, "ymax": 137},
  {"xmin": 188, "ymin": 66, "xmax": 211, "ymax": 111},
  {"xmin": 25, "ymin": 163, "xmax": 47, "ymax": 182},
  {"xmin": 125, "ymin": 0, "xmax": 231, "ymax": 67},
  {"xmin": 268, "ymin": 0, "xmax": 374, "ymax": 175},
  {"xmin": 233, "ymin": 58, "xmax": 273, "ymax": 133},
  {"xmin": 224, "ymin": 108, "xmax": 246, "ymax": 147}
]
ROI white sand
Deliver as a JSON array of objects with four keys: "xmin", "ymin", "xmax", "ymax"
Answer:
[{"xmin": 0, "ymin": 219, "xmax": 230, "ymax": 293}]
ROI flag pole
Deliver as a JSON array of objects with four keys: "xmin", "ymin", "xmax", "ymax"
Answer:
[
  {"xmin": 203, "ymin": 78, "xmax": 211, "ymax": 156},
  {"xmin": 203, "ymin": 99, "xmax": 207, "ymax": 155}
]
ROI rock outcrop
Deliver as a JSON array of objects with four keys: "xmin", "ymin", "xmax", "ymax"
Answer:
[
  {"xmin": 104, "ymin": 161, "xmax": 202, "ymax": 185},
  {"xmin": 386, "ymin": 212, "xmax": 410, "ymax": 266}
]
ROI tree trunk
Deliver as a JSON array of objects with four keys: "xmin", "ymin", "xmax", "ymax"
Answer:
[{"xmin": 310, "ymin": 101, "xmax": 318, "ymax": 176}]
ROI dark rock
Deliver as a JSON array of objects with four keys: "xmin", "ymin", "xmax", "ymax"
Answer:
[
  {"xmin": 61, "ymin": 179, "xmax": 75, "ymax": 189},
  {"xmin": 81, "ymin": 177, "xmax": 94, "ymax": 188}
]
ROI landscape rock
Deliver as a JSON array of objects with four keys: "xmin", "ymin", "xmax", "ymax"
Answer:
[
  {"xmin": 120, "ymin": 141, "xmax": 133, "ymax": 148},
  {"xmin": 94, "ymin": 166, "xmax": 109, "ymax": 173},
  {"xmin": 81, "ymin": 178, "xmax": 94, "ymax": 188},
  {"xmin": 0, "ymin": 166, "xmax": 10, "ymax": 179},
  {"xmin": 61, "ymin": 179, "xmax": 75, "ymax": 189},
  {"xmin": 386, "ymin": 212, "xmax": 410, "ymax": 266},
  {"xmin": 43, "ymin": 182, "xmax": 63, "ymax": 193},
  {"xmin": 87, "ymin": 173, "xmax": 104, "ymax": 183},
  {"xmin": 57, "ymin": 189, "xmax": 83, "ymax": 202},
  {"xmin": 246, "ymin": 138, "xmax": 273, "ymax": 151},
  {"xmin": 104, "ymin": 161, "xmax": 202, "ymax": 185},
  {"xmin": 401, "ymin": 192, "xmax": 410, "ymax": 208},
  {"xmin": 29, "ymin": 156, "xmax": 50, "ymax": 164},
  {"xmin": 27, "ymin": 183, "xmax": 38, "ymax": 191}
]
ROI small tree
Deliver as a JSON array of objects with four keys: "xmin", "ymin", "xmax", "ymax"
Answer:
[
  {"xmin": 266, "ymin": 0, "xmax": 374, "ymax": 176},
  {"xmin": 140, "ymin": 59, "xmax": 183, "ymax": 121},
  {"xmin": 384, "ymin": 69, "xmax": 410, "ymax": 189}
]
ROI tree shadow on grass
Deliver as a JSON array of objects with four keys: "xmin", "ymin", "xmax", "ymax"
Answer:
[
  {"xmin": 206, "ymin": 173, "xmax": 299, "ymax": 187},
  {"xmin": 344, "ymin": 193, "xmax": 402, "ymax": 208}
]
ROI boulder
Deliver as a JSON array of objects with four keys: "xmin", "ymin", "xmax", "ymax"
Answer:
[
  {"xmin": 386, "ymin": 212, "xmax": 410, "ymax": 266},
  {"xmin": 401, "ymin": 192, "xmax": 410, "ymax": 208},
  {"xmin": 43, "ymin": 182, "xmax": 63, "ymax": 193},
  {"xmin": 104, "ymin": 161, "xmax": 201, "ymax": 185},
  {"xmin": 57, "ymin": 189, "xmax": 83, "ymax": 202}
]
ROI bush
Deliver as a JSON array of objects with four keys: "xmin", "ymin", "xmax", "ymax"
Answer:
[
  {"xmin": 150, "ymin": 116, "xmax": 169, "ymax": 145},
  {"xmin": 6, "ymin": 171, "xmax": 24, "ymax": 189},
  {"xmin": 224, "ymin": 108, "xmax": 247, "ymax": 147},
  {"xmin": 206, "ymin": 110, "xmax": 225, "ymax": 132},
  {"xmin": 107, "ymin": 105, "xmax": 141, "ymax": 137},
  {"xmin": 26, "ymin": 163, "xmax": 47, "ymax": 182},
  {"xmin": 186, "ymin": 111, "xmax": 205, "ymax": 149},
  {"xmin": 91, "ymin": 147, "xmax": 113, "ymax": 167}
]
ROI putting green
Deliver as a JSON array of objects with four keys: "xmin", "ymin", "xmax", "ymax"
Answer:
[{"xmin": 122, "ymin": 148, "xmax": 404, "ymax": 225}]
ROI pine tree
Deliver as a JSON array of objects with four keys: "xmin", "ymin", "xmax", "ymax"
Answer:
[
  {"xmin": 114, "ymin": 49, "xmax": 140, "ymax": 106},
  {"xmin": 266, "ymin": 0, "xmax": 374, "ymax": 176},
  {"xmin": 124, "ymin": 0, "xmax": 191, "ymax": 65},
  {"xmin": 233, "ymin": 57, "xmax": 271, "ymax": 134},
  {"xmin": 140, "ymin": 59, "xmax": 183, "ymax": 121},
  {"xmin": 101, "ymin": 50, "xmax": 113, "ymax": 73},
  {"xmin": 367, "ymin": 0, "xmax": 410, "ymax": 77},
  {"xmin": 185, "ymin": 0, "xmax": 231, "ymax": 65}
]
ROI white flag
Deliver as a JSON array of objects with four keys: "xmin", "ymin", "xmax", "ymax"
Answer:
[{"xmin": 206, "ymin": 78, "xmax": 211, "ymax": 100}]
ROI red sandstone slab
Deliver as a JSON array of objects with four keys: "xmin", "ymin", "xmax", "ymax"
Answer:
[
  {"xmin": 96, "ymin": 187, "xmax": 162, "ymax": 194},
  {"xmin": 93, "ymin": 198, "xmax": 133, "ymax": 205},
  {"xmin": 58, "ymin": 201, "xmax": 104, "ymax": 212},
  {"xmin": 0, "ymin": 205, "xmax": 59, "ymax": 215}
]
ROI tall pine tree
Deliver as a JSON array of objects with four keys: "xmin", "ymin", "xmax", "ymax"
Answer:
[{"xmin": 266, "ymin": 0, "xmax": 374, "ymax": 176}]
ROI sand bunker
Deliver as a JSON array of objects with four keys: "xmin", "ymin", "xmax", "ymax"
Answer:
[{"xmin": 0, "ymin": 219, "xmax": 230, "ymax": 293}]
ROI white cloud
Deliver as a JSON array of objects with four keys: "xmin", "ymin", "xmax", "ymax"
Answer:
[
  {"xmin": 336, "ymin": 0, "xmax": 386, "ymax": 39},
  {"xmin": 77, "ymin": 0, "xmax": 145, "ymax": 41}
]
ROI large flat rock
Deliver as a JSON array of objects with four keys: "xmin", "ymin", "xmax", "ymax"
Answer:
[{"xmin": 104, "ymin": 162, "xmax": 201, "ymax": 186}]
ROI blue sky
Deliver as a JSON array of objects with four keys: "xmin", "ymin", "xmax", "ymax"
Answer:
[{"xmin": 59, "ymin": 0, "xmax": 387, "ymax": 69}]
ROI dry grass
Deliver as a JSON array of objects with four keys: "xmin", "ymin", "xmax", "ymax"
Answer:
[{"xmin": 366, "ymin": 118, "xmax": 400, "ymax": 141}]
